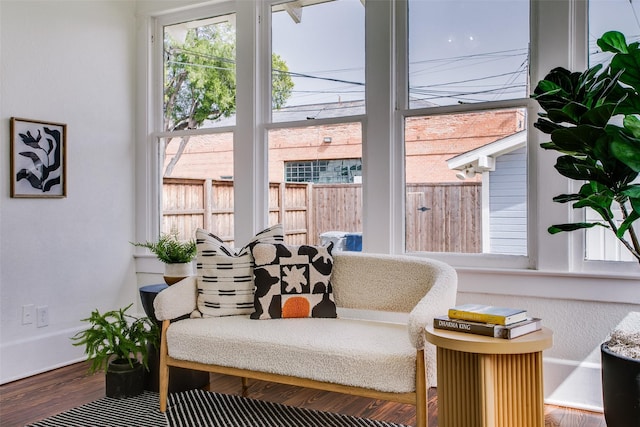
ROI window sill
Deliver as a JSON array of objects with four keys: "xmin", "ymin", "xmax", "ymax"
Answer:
[
  {"xmin": 134, "ymin": 253, "xmax": 639, "ymax": 304},
  {"xmin": 454, "ymin": 266, "xmax": 640, "ymax": 304}
]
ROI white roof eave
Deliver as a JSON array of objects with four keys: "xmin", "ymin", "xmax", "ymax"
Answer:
[{"xmin": 447, "ymin": 130, "xmax": 527, "ymax": 171}]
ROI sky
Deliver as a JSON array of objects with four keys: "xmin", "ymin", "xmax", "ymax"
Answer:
[
  {"xmin": 270, "ymin": 0, "xmax": 638, "ymax": 108},
  {"xmin": 271, "ymin": 0, "xmax": 365, "ymax": 106},
  {"xmin": 165, "ymin": 0, "xmax": 638, "ymax": 111}
]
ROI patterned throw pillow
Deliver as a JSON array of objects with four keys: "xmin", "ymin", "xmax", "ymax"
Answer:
[
  {"xmin": 195, "ymin": 224, "xmax": 284, "ymax": 317},
  {"xmin": 250, "ymin": 242, "xmax": 336, "ymax": 319}
]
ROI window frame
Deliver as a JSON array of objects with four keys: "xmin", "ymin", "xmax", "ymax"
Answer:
[
  {"xmin": 397, "ymin": 102, "xmax": 535, "ymax": 269},
  {"xmin": 135, "ymin": 0, "xmax": 640, "ymax": 279},
  {"xmin": 392, "ymin": 0, "xmax": 534, "ymax": 269}
]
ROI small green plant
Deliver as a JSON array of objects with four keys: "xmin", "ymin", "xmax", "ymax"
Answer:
[
  {"xmin": 71, "ymin": 303, "xmax": 159, "ymax": 374},
  {"xmin": 132, "ymin": 231, "xmax": 196, "ymax": 264}
]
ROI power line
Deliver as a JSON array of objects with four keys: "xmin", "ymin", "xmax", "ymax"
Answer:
[
  {"xmin": 409, "ymin": 47, "xmax": 528, "ymax": 66},
  {"xmin": 167, "ymin": 44, "xmax": 529, "ymax": 104},
  {"xmin": 412, "ymin": 70, "xmax": 526, "ymax": 88}
]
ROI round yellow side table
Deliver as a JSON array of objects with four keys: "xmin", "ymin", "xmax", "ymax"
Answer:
[{"xmin": 425, "ymin": 326, "xmax": 553, "ymax": 427}]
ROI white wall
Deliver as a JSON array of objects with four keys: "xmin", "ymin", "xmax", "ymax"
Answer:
[
  {"xmin": 456, "ymin": 269, "xmax": 639, "ymax": 411},
  {"xmin": 0, "ymin": 0, "xmax": 137, "ymax": 383}
]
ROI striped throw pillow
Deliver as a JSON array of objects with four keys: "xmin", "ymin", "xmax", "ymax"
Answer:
[{"xmin": 195, "ymin": 224, "xmax": 284, "ymax": 317}]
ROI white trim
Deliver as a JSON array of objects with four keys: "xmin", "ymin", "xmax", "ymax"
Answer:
[
  {"xmin": 264, "ymin": 114, "xmax": 366, "ymax": 130},
  {"xmin": 531, "ymin": 0, "xmax": 573, "ymax": 272},
  {"xmin": 363, "ymin": 0, "xmax": 396, "ymax": 253},
  {"xmin": 392, "ymin": 0, "xmax": 409, "ymax": 254},
  {"xmin": 456, "ymin": 267, "xmax": 640, "ymax": 304},
  {"xmin": 0, "ymin": 327, "xmax": 86, "ymax": 385},
  {"xmin": 447, "ymin": 130, "xmax": 527, "ymax": 171},
  {"xmin": 402, "ymin": 98, "xmax": 531, "ymax": 119},
  {"xmin": 234, "ymin": 0, "xmax": 265, "ymax": 243},
  {"xmin": 153, "ymin": 125, "xmax": 236, "ymax": 138},
  {"xmin": 544, "ymin": 357, "xmax": 603, "ymax": 412},
  {"xmin": 482, "ymin": 172, "xmax": 491, "ymax": 252}
]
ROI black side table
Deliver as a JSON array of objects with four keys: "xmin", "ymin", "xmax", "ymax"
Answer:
[{"xmin": 139, "ymin": 284, "xmax": 209, "ymax": 393}]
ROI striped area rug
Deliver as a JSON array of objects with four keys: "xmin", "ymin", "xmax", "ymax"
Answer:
[
  {"xmin": 26, "ymin": 391, "xmax": 166, "ymax": 427},
  {"xmin": 27, "ymin": 389, "xmax": 409, "ymax": 427},
  {"xmin": 167, "ymin": 389, "xmax": 409, "ymax": 427}
]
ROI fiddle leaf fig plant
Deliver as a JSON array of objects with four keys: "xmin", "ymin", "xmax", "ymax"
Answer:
[{"xmin": 531, "ymin": 30, "xmax": 640, "ymax": 264}]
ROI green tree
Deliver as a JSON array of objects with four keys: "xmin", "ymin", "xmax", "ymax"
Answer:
[{"xmin": 163, "ymin": 22, "xmax": 294, "ymax": 176}]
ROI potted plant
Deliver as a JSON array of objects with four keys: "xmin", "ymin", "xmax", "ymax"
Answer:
[
  {"xmin": 531, "ymin": 30, "xmax": 640, "ymax": 426},
  {"xmin": 132, "ymin": 231, "xmax": 197, "ymax": 284},
  {"xmin": 71, "ymin": 303, "xmax": 159, "ymax": 398}
]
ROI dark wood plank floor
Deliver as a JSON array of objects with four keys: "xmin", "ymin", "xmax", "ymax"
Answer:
[{"xmin": 0, "ymin": 361, "xmax": 606, "ymax": 427}]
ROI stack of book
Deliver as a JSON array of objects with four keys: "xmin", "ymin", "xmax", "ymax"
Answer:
[{"xmin": 434, "ymin": 303, "xmax": 542, "ymax": 339}]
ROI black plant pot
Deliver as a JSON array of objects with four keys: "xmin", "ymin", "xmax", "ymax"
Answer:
[
  {"xmin": 106, "ymin": 358, "xmax": 145, "ymax": 399},
  {"xmin": 601, "ymin": 342, "xmax": 640, "ymax": 427}
]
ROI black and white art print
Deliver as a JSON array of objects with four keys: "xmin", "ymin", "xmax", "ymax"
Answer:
[{"xmin": 10, "ymin": 117, "xmax": 66, "ymax": 198}]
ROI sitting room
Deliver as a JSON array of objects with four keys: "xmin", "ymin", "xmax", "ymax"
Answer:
[{"xmin": 1, "ymin": 0, "xmax": 638, "ymax": 426}]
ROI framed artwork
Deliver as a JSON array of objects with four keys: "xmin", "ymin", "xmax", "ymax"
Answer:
[{"xmin": 10, "ymin": 117, "xmax": 67, "ymax": 198}]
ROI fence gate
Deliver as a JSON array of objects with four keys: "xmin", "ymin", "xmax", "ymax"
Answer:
[{"xmin": 405, "ymin": 183, "xmax": 481, "ymax": 253}]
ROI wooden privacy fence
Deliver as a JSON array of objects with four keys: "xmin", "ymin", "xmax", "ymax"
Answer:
[
  {"xmin": 162, "ymin": 178, "xmax": 481, "ymax": 252},
  {"xmin": 406, "ymin": 182, "xmax": 481, "ymax": 253}
]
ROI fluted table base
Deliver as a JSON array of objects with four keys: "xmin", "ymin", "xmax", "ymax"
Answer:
[{"xmin": 426, "ymin": 327, "xmax": 552, "ymax": 427}]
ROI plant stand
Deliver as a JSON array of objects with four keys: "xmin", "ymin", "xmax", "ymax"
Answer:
[{"xmin": 139, "ymin": 283, "xmax": 209, "ymax": 392}]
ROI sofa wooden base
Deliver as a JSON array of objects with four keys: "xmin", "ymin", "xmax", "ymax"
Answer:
[{"xmin": 159, "ymin": 320, "xmax": 428, "ymax": 427}]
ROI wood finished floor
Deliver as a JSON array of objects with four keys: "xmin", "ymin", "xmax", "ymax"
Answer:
[{"xmin": 0, "ymin": 361, "xmax": 606, "ymax": 427}]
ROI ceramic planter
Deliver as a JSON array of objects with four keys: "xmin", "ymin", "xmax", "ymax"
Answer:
[
  {"xmin": 601, "ymin": 342, "xmax": 640, "ymax": 427},
  {"xmin": 164, "ymin": 262, "xmax": 192, "ymax": 285}
]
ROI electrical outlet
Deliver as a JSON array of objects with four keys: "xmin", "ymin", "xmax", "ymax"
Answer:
[
  {"xmin": 22, "ymin": 304, "xmax": 34, "ymax": 325},
  {"xmin": 36, "ymin": 305, "xmax": 49, "ymax": 328}
]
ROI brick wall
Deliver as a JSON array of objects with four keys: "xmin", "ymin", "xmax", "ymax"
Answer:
[{"xmin": 164, "ymin": 108, "xmax": 523, "ymax": 183}]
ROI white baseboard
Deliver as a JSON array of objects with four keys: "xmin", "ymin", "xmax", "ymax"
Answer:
[
  {"xmin": 0, "ymin": 327, "xmax": 86, "ymax": 385},
  {"xmin": 544, "ymin": 357, "xmax": 603, "ymax": 412}
]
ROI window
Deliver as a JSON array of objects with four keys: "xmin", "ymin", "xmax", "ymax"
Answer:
[
  {"xmin": 268, "ymin": 123, "xmax": 363, "ymax": 245},
  {"xmin": 143, "ymin": 0, "xmax": 636, "ymax": 274},
  {"xmin": 160, "ymin": 12, "xmax": 237, "ymax": 243},
  {"xmin": 285, "ymin": 159, "xmax": 362, "ymax": 183},
  {"xmin": 404, "ymin": 1, "xmax": 530, "ymax": 257},
  {"xmin": 269, "ymin": 0, "xmax": 364, "ymax": 245},
  {"xmin": 159, "ymin": 133, "xmax": 234, "ymax": 243},
  {"xmin": 589, "ymin": 0, "xmax": 638, "ymax": 69},
  {"xmin": 583, "ymin": 0, "xmax": 639, "ymax": 262},
  {"xmin": 407, "ymin": 0, "xmax": 529, "ymax": 108},
  {"xmin": 164, "ymin": 14, "xmax": 237, "ymax": 129},
  {"xmin": 271, "ymin": 0, "xmax": 365, "ymax": 119}
]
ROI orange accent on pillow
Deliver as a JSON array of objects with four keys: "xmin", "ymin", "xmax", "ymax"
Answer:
[{"xmin": 282, "ymin": 297, "xmax": 311, "ymax": 318}]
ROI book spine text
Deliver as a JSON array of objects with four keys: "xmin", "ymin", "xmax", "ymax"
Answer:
[{"xmin": 434, "ymin": 318, "xmax": 497, "ymax": 337}]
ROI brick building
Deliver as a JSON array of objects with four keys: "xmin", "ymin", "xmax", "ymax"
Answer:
[{"xmin": 163, "ymin": 102, "xmax": 525, "ymax": 184}]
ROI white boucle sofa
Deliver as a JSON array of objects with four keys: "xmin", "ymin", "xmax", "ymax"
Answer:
[{"xmin": 154, "ymin": 251, "xmax": 457, "ymax": 427}]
